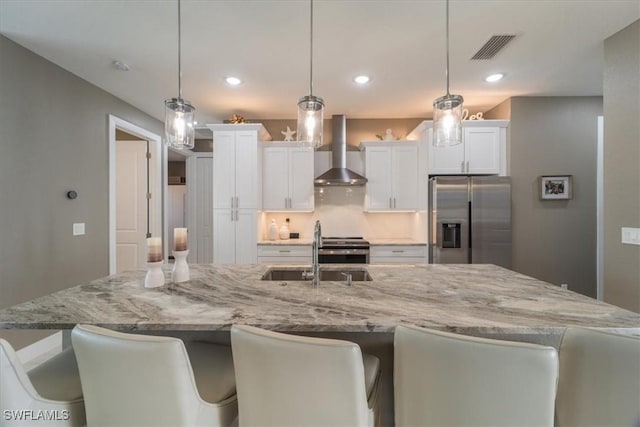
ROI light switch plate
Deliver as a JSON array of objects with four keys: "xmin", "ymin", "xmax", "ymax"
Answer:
[
  {"xmin": 621, "ymin": 227, "xmax": 640, "ymax": 245},
  {"xmin": 73, "ymin": 223, "xmax": 85, "ymax": 236}
]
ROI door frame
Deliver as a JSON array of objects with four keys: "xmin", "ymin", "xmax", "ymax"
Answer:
[{"xmin": 108, "ymin": 115, "xmax": 164, "ymax": 275}]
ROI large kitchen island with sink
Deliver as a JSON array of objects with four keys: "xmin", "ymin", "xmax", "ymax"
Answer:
[{"xmin": 1, "ymin": 263, "xmax": 639, "ymax": 425}]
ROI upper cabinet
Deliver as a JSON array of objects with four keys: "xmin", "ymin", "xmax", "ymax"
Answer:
[
  {"xmin": 419, "ymin": 120, "xmax": 508, "ymax": 175},
  {"xmin": 360, "ymin": 141, "xmax": 419, "ymax": 211},
  {"xmin": 262, "ymin": 143, "xmax": 314, "ymax": 211}
]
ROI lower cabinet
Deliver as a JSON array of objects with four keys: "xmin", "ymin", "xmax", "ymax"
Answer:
[
  {"xmin": 213, "ymin": 209, "xmax": 257, "ymax": 264},
  {"xmin": 370, "ymin": 245, "xmax": 427, "ymax": 264},
  {"xmin": 257, "ymin": 245, "xmax": 312, "ymax": 264}
]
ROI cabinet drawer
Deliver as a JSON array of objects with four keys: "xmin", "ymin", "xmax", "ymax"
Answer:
[
  {"xmin": 257, "ymin": 245, "xmax": 312, "ymax": 258},
  {"xmin": 258, "ymin": 256, "xmax": 310, "ymax": 265},
  {"xmin": 370, "ymin": 245, "xmax": 427, "ymax": 258}
]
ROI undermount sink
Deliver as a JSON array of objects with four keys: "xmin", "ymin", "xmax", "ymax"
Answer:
[{"xmin": 261, "ymin": 268, "xmax": 373, "ymax": 282}]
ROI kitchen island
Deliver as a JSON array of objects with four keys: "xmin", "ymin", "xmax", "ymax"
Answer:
[{"xmin": 1, "ymin": 264, "xmax": 639, "ymax": 426}]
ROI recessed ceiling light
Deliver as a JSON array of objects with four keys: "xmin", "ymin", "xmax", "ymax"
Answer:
[
  {"xmin": 485, "ymin": 73, "xmax": 504, "ymax": 83},
  {"xmin": 112, "ymin": 60, "xmax": 129, "ymax": 71},
  {"xmin": 353, "ymin": 75, "xmax": 371, "ymax": 85},
  {"xmin": 225, "ymin": 76, "xmax": 242, "ymax": 86}
]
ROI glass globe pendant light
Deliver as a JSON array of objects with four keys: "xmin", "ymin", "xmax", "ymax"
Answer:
[
  {"xmin": 433, "ymin": 0, "xmax": 464, "ymax": 147},
  {"xmin": 297, "ymin": 0, "xmax": 324, "ymax": 148},
  {"xmin": 165, "ymin": 0, "xmax": 195, "ymax": 150}
]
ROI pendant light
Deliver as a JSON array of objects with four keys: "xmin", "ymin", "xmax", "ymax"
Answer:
[
  {"xmin": 297, "ymin": 0, "xmax": 324, "ymax": 148},
  {"xmin": 433, "ymin": 0, "xmax": 464, "ymax": 147},
  {"xmin": 165, "ymin": 0, "xmax": 195, "ymax": 150}
]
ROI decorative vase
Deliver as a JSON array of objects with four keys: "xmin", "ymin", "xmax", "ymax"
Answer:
[
  {"xmin": 172, "ymin": 250, "xmax": 190, "ymax": 283},
  {"xmin": 144, "ymin": 261, "xmax": 165, "ymax": 288}
]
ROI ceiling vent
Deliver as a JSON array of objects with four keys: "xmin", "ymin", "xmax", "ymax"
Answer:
[{"xmin": 471, "ymin": 35, "xmax": 516, "ymax": 60}]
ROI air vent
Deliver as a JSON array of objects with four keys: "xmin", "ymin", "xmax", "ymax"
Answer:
[{"xmin": 471, "ymin": 35, "xmax": 516, "ymax": 60}]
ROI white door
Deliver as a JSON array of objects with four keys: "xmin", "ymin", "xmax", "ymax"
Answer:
[
  {"xmin": 393, "ymin": 145, "xmax": 419, "ymax": 210},
  {"xmin": 465, "ymin": 127, "xmax": 500, "ymax": 174},
  {"xmin": 235, "ymin": 209, "xmax": 257, "ymax": 264},
  {"xmin": 289, "ymin": 147, "xmax": 315, "ymax": 211},
  {"xmin": 428, "ymin": 140, "xmax": 465, "ymax": 174},
  {"xmin": 262, "ymin": 147, "xmax": 288, "ymax": 210},
  {"xmin": 115, "ymin": 140, "xmax": 148, "ymax": 272},
  {"xmin": 235, "ymin": 131, "xmax": 258, "ymax": 209},
  {"xmin": 213, "ymin": 209, "xmax": 236, "ymax": 264},
  {"xmin": 213, "ymin": 131, "xmax": 236, "ymax": 209},
  {"xmin": 365, "ymin": 146, "xmax": 393, "ymax": 211}
]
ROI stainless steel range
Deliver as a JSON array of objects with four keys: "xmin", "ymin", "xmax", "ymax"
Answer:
[{"xmin": 318, "ymin": 237, "xmax": 370, "ymax": 264}]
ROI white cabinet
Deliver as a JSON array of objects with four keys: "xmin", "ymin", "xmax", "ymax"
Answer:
[
  {"xmin": 213, "ymin": 209, "xmax": 257, "ymax": 264},
  {"xmin": 360, "ymin": 141, "xmax": 419, "ymax": 211},
  {"xmin": 428, "ymin": 122, "xmax": 507, "ymax": 175},
  {"xmin": 263, "ymin": 143, "xmax": 314, "ymax": 211},
  {"xmin": 257, "ymin": 244, "xmax": 312, "ymax": 264},
  {"xmin": 209, "ymin": 124, "xmax": 270, "ymax": 264},
  {"xmin": 370, "ymin": 245, "xmax": 427, "ymax": 264}
]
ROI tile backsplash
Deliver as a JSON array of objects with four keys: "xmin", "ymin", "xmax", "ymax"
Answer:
[{"xmin": 260, "ymin": 186, "xmax": 427, "ymax": 241}]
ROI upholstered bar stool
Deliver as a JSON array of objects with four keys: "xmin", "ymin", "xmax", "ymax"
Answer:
[
  {"xmin": 556, "ymin": 327, "xmax": 640, "ymax": 427},
  {"xmin": 394, "ymin": 325, "xmax": 558, "ymax": 427},
  {"xmin": 230, "ymin": 325, "xmax": 382, "ymax": 427},
  {"xmin": 0, "ymin": 338, "xmax": 85, "ymax": 426},
  {"xmin": 71, "ymin": 324, "xmax": 237, "ymax": 427}
]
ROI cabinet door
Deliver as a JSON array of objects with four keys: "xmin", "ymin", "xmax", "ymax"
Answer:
[
  {"xmin": 235, "ymin": 210, "xmax": 257, "ymax": 264},
  {"xmin": 235, "ymin": 131, "xmax": 258, "ymax": 209},
  {"xmin": 213, "ymin": 131, "xmax": 236, "ymax": 209},
  {"xmin": 213, "ymin": 209, "xmax": 236, "ymax": 263},
  {"xmin": 262, "ymin": 147, "xmax": 288, "ymax": 210},
  {"xmin": 392, "ymin": 145, "xmax": 419, "ymax": 210},
  {"xmin": 428, "ymin": 140, "xmax": 465, "ymax": 174},
  {"xmin": 364, "ymin": 146, "xmax": 393, "ymax": 211},
  {"xmin": 288, "ymin": 147, "xmax": 315, "ymax": 211},
  {"xmin": 465, "ymin": 127, "xmax": 500, "ymax": 174}
]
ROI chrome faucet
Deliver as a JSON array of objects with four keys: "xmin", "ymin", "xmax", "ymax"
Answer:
[{"xmin": 303, "ymin": 220, "xmax": 322, "ymax": 287}]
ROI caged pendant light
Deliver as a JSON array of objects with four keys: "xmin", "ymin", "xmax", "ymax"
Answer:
[
  {"xmin": 165, "ymin": 0, "xmax": 195, "ymax": 150},
  {"xmin": 433, "ymin": 0, "xmax": 464, "ymax": 147},
  {"xmin": 296, "ymin": 0, "xmax": 324, "ymax": 148}
]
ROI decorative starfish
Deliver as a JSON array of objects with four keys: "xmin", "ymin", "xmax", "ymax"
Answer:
[{"xmin": 281, "ymin": 126, "xmax": 296, "ymax": 141}]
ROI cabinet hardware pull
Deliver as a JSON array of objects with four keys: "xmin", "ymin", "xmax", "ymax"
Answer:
[
  {"xmin": 389, "ymin": 197, "xmax": 392, "ymax": 208},
  {"xmin": 394, "ymin": 198, "xmax": 397, "ymax": 208},
  {"xmin": 279, "ymin": 250, "xmax": 291, "ymax": 253},
  {"xmin": 392, "ymin": 250, "xmax": 405, "ymax": 253}
]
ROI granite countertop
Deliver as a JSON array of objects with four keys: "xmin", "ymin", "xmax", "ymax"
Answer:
[{"xmin": 1, "ymin": 264, "xmax": 638, "ymax": 336}]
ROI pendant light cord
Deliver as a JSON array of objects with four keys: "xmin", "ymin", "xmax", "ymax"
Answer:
[
  {"xmin": 309, "ymin": 0, "xmax": 314, "ymax": 97},
  {"xmin": 445, "ymin": 0, "xmax": 450, "ymax": 96},
  {"xmin": 178, "ymin": 0, "xmax": 182, "ymax": 99}
]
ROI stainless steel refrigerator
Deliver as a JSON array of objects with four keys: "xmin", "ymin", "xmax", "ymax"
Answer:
[{"xmin": 429, "ymin": 176, "xmax": 511, "ymax": 268}]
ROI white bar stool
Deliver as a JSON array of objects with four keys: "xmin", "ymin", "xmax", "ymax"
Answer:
[
  {"xmin": 556, "ymin": 326, "xmax": 640, "ymax": 427},
  {"xmin": 230, "ymin": 325, "xmax": 382, "ymax": 426},
  {"xmin": 394, "ymin": 325, "xmax": 558, "ymax": 427},
  {"xmin": 0, "ymin": 338, "xmax": 85, "ymax": 426},
  {"xmin": 71, "ymin": 324, "xmax": 237, "ymax": 427}
]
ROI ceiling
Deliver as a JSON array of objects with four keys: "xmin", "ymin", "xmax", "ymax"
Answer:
[{"xmin": 1, "ymin": 0, "xmax": 638, "ymax": 126}]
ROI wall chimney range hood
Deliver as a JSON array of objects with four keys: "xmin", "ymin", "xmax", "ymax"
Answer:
[{"xmin": 314, "ymin": 115, "xmax": 367, "ymax": 186}]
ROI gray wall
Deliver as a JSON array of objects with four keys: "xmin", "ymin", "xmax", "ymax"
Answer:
[
  {"xmin": 0, "ymin": 35, "xmax": 163, "ymax": 348},
  {"xmin": 487, "ymin": 97, "xmax": 602, "ymax": 298},
  {"xmin": 603, "ymin": 20, "xmax": 640, "ymax": 312}
]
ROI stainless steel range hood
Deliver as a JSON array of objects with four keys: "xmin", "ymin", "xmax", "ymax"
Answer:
[{"xmin": 314, "ymin": 115, "xmax": 367, "ymax": 186}]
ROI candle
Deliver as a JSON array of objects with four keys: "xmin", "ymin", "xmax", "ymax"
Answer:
[
  {"xmin": 147, "ymin": 237, "xmax": 163, "ymax": 263},
  {"xmin": 174, "ymin": 228, "xmax": 188, "ymax": 252}
]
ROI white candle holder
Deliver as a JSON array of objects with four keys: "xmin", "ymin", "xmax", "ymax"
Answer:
[
  {"xmin": 172, "ymin": 250, "xmax": 190, "ymax": 283},
  {"xmin": 144, "ymin": 261, "xmax": 165, "ymax": 288}
]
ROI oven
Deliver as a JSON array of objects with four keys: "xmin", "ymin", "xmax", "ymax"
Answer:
[{"xmin": 318, "ymin": 237, "xmax": 370, "ymax": 264}]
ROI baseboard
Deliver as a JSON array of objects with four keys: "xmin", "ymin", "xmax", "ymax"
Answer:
[{"xmin": 16, "ymin": 331, "xmax": 62, "ymax": 364}]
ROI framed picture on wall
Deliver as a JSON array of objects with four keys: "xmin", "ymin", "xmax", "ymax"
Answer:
[{"xmin": 539, "ymin": 175, "xmax": 573, "ymax": 200}]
